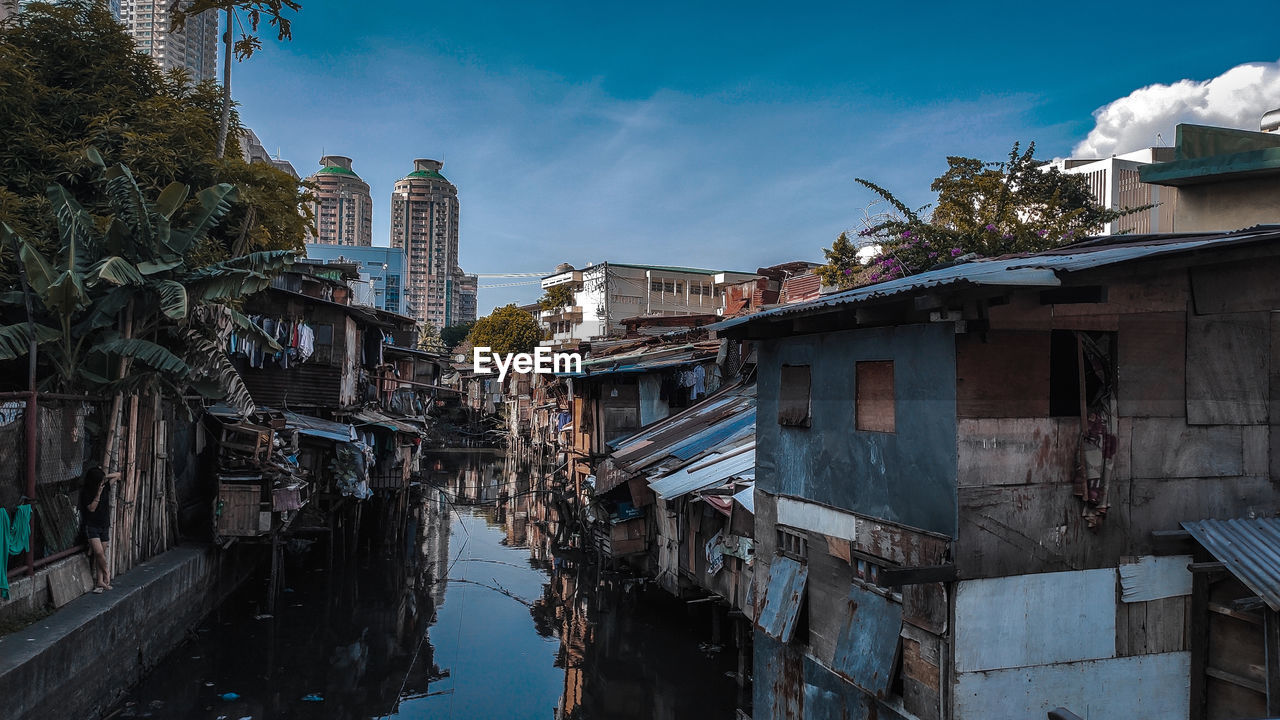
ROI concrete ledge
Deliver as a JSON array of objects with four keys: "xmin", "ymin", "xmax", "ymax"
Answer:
[{"xmin": 0, "ymin": 544, "xmax": 258, "ymax": 720}]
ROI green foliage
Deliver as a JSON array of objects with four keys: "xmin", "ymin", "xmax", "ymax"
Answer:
[
  {"xmin": 0, "ymin": 1, "xmax": 312, "ymax": 287},
  {"xmin": 171, "ymin": 1, "xmax": 300, "ymax": 61},
  {"xmin": 538, "ymin": 284, "xmax": 575, "ymax": 312},
  {"xmin": 0, "ymin": 156, "xmax": 295, "ymax": 410},
  {"xmin": 417, "ymin": 321, "xmax": 444, "ymax": 353},
  {"xmin": 440, "ymin": 322, "xmax": 475, "ymax": 349},
  {"xmin": 818, "ymin": 142, "xmax": 1145, "ymax": 289},
  {"xmin": 467, "ymin": 305, "xmax": 542, "ymax": 357}
]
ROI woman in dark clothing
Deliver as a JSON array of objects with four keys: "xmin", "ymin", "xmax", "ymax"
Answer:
[{"xmin": 79, "ymin": 467, "xmax": 112, "ymax": 592}]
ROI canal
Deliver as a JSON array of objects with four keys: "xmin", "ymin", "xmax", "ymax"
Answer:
[{"xmin": 109, "ymin": 451, "xmax": 741, "ymax": 719}]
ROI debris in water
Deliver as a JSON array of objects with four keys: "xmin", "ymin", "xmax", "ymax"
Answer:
[
  {"xmin": 301, "ymin": 693, "xmax": 323, "ymax": 702},
  {"xmin": 219, "ymin": 692, "xmax": 240, "ymax": 701}
]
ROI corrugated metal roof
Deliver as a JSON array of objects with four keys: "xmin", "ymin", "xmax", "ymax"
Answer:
[
  {"xmin": 282, "ymin": 411, "xmax": 356, "ymax": 443},
  {"xmin": 562, "ymin": 343, "xmax": 720, "ymax": 378},
  {"xmin": 649, "ymin": 446, "xmax": 756, "ymax": 499},
  {"xmin": 711, "ymin": 226, "xmax": 1280, "ymax": 333},
  {"xmin": 352, "ymin": 409, "xmax": 424, "ymax": 436},
  {"xmin": 1183, "ymin": 517, "xmax": 1280, "ymax": 611}
]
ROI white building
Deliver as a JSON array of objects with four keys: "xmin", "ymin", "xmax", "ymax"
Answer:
[
  {"xmin": 1046, "ymin": 147, "xmax": 1178, "ymax": 234},
  {"xmin": 539, "ymin": 262, "xmax": 758, "ymax": 345},
  {"xmin": 119, "ymin": 0, "xmax": 219, "ymax": 83}
]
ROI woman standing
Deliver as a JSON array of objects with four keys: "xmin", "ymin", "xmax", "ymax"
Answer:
[{"xmin": 80, "ymin": 467, "xmax": 113, "ymax": 593}]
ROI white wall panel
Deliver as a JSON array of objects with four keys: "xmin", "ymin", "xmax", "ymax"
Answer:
[{"xmin": 955, "ymin": 569, "xmax": 1116, "ymax": 672}]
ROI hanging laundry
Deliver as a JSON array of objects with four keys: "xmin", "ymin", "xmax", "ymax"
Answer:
[
  {"xmin": 691, "ymin": 364, "xmax": 706, "ymax": 399},
  {"xmin": 0, "ymin": 504, "xmax": 33, "ymax": 600}
]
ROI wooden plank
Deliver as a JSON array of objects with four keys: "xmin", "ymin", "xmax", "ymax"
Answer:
[
  {"xmin": 1206, "ymin": 667, "xmax": 1266, "ymax": 695},
  {"xmin": 777, "ymin": 364, "xmax": 811, "ymax": 427},
  {"xmin": 1186, "ymin": 311, "xmax": 1269, "ymax": 425},
  {"xmin": 1209, "ymin": 613, "xmax": 1267, "ymax": 683},
  {"xmin": 880, "ymin": 564, "xmax": 957, "ymax": 586},
  {"xmin": 956, "ymin": 331, "xmax": 1050, "ymax": 418},
  {"xmin": 855, "ymin": 360, "xmax": 895, "ymax": 432},
  {"xmin": 1118, "ymin": 311, "xmax": 1186, "ymax": 417},
  {"xmin": 956, "ymin": 417, "xmax": 1076, "ymax": 487},
  {"xmin": 1192, "ymin": 572, "xmax": 1209, "ymax": 720},
  {"xmin": 1266, "ymin": 610, "xmax": 1280, "ymax": 715},
  {"xmin": 1130, "ymin": 419, "xmax": 1242, "ymax": 478},
  {"xmin": 903, "ymin": 582, "xmax": 948, "ymax": 635},
  {"xmin": 1191, "ymin": 257, "xmax": 1280, "ymax": 314}
]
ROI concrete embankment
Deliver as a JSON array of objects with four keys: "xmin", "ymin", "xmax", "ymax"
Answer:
[{"xmin": 0, "ymin": 544, "xmax": 258, "ymax": 719}]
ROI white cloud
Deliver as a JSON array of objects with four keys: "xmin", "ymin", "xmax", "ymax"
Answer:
[{"xmin": 1073, "ymin": 61, "xmax": 1280, "ymax": 158}]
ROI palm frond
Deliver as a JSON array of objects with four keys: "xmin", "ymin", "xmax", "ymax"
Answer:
[
  {"xmin": 167, "ymin": 183, "xmax": 238, "ymax": 255},
  {"xmin": 155, "ymin": 279, "xmax": 188, "ymax": 320},
  {"xmin": 0, "ymin": 322, "xmax": 61, "ymax": 360},
  {"xmin": 184, "ymin": 331, "xmax": 256, "ymax": 416},
  {"xmin": 46, "ymin": 184, "xmax": 97, "ymax": 275},
  {"xmin": 89, "ymin": 256, "xmax": 145, "ymax": 287},
  {"xmin": 91, "ymin": 337, "xmax": 190, "ymax": 376},
  {"xmin": 103, "ymin": 164, "xmax": 155, "ymax": 251}
]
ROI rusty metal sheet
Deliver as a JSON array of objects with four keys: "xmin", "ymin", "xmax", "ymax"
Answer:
[
  {"xmin": 831, "ymin": 584, "xmax": 903, "ymax": 696},
  {"xmin": 756, "ymin": 555, "xmax": 809, "ymax": 642},
  {"xmin": 753, "ymin": 630, "xmax": 804, "ymax": 719}
]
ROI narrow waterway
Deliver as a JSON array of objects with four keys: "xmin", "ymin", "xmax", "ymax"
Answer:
[{"xmin": 109, "ymin": 452, "xmax": 740, "ymax": 719}]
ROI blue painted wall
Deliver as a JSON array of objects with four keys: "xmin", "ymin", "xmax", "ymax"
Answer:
[{"xmin": 756, "ymin": 323, "xmax": 958, "ymax": 536}]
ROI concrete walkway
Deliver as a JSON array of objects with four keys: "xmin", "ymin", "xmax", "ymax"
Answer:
[{"xmin": 0, "ymin": 544, "xmax": 248, "ymax": 720}]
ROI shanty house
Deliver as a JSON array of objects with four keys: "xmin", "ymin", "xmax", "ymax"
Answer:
[{"xmin": 715, "ymin": 227, "xmax": 1280, "ymax": 720}]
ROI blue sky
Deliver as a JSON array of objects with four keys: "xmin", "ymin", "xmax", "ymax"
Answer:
[{"xmin": 232, "ymin": 1, "xmax": 1280, "ymax": 314}]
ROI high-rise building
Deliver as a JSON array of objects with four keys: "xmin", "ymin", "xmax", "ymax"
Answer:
[
  {"xmin": 304, "ymin": 244, "xmax": 409, "ymax": 315},
  {"xmin": 1044, "ymin": 147, "xmax": 1178, "ymax": 234},
  {"xmin": 455, "ymin": 271, "xmax": 478, "ymax": 325},
  {"xmin": 2, "ymin": 0, "xmax": 120, "ymax": 20},
  {"xmin": 390, "ymin": 159, "xmax": 461, "ymax": 329},
  {"xmin": 238, "ymin": 128, "xmax": 298, "ymax": 179},
  {"xmin": 305, "ymin": 155, "xmax": 374, "ymax": 247},
  {"xmin": 119, "ymin": 1, "xmax": 218, "ymax": 82}
]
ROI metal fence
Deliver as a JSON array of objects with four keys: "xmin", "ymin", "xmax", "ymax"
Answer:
[{"xmin": 0, "ymin": 393, "xmax": 105, "ymax": 582}]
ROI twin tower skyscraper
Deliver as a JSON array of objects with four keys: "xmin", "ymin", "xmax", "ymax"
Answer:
[{"xmin": 305, "ymin": 156, "xmax": 477, "ymax": 331}]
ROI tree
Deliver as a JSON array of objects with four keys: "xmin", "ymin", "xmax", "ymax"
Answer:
[
  {"xmin": 467, "ymin": 305, "xmax": 542, "ymax": 357},
  {"xmin": 0, "ymin": 0, "xmax": 311, "ymax": 285},
  {"xmin": 440, "ymin": 322, "xmax": 475, "ymax": 349},
  {"xmin": 417, "ymin": 321, "xmax": 444, "ymax": 353},
  {"xmin": 170, "ymin": 0, "xmax": 301, "ymax": 158},
  {"xmin": 818, "ymin": 142, "xmax": 1143, "ymax": 289},
  {"xmin": 0, "ymin": 152, "xmax": 293, "ymax": 409},
  {"xmin": 538, "ymin": 284, "xmax": 575, "ymax": 312}
]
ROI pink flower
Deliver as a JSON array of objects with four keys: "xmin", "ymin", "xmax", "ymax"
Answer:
[
  {"xmin": 984, "ymin": 223, "xmax": 996, "ymax": 232},
  {"xmin": 950, "ymin": 248, "xmax": 963, "ymax": 257}
]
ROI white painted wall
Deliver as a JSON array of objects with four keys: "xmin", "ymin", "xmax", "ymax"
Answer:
[
  {"xmin": 955, "ymin": 569, "xmax": 1117, "ymax": 672},
  {"xmin": 955, "ymin": 652, "xmax": 1190, "ymax": 720}
]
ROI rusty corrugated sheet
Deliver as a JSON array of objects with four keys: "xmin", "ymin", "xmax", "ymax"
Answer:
[
  {"xmin": 1183, "ymin": 516, "xmax": 1280, "ymax": 610},
  {"xmin": 756, "ymin": 555, "xmax": 809, "ymax": 642},
  {"xmin": 712, "ymin": 225, "xmax": 1280, "ymax": 333},
  {"xmin": 830, "ymin": 584, "xmax": 903, "ymax": 696},
  {"xmin": 242, "ymin": 364, "xmax": 347, "ymax": 410}
]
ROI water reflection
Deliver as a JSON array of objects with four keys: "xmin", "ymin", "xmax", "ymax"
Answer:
[{"xmin": 112, "ymin": 451, "xmax": 736, "ymax": 720}]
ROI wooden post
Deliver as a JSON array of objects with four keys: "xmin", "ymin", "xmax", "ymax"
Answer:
[
  {"xmin": 1266, "ymin": 609, "xmax": 1280, "ymax": 716},
  {"xmin": 1190, "ymin": 571, "xmax": 1210, "ymax": 720}
]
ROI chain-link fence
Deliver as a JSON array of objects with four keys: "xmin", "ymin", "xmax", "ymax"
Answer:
[{"xmin": 0, "ymin": 393, "xmax": 105, "ymax": 581}]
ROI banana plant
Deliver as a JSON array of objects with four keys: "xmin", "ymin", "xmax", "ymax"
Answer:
[{"xmin": 0, "ymin": 151, "xmax": 296, "ymax": 412}]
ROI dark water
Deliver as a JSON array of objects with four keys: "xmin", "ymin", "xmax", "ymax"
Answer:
[{"xmin": 110, "ymin": 452, "xmax": 741, "ymax": 720}]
